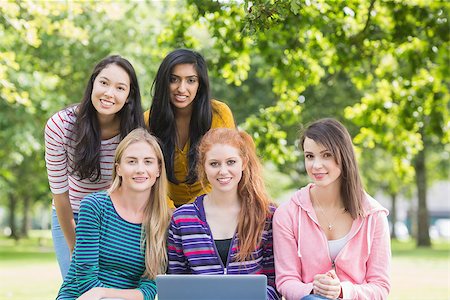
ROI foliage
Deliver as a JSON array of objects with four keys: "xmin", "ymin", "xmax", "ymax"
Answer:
[
  {"xmin": 176, "ymin": 0, "xmax": 449, "ymax": 246},
  {"xmin": 1, "ymin": 1, "xmax": 448, "ymax": 245},
  {"xmin": 0, "ymin": 1, "xmax": 165, "ymax": 236}
]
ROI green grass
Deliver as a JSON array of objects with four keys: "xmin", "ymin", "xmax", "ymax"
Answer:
[
  {"xmin": 391, "ymin": 238, "xmax": 450, "ymax": 259},
  {"xmin": 0, "ymin": 230, "xmax": 55, "ymax": 264},
  {"xmin": 389, "ymin": 239, "xmax": 449, "ymax": 300},
  {"xmin": 1, "ymin": 233, "xmax": 449, "ymax": 300},
  {"xmin": 0, "ymin": 232, "xmax": 61, "ymax": 300}
]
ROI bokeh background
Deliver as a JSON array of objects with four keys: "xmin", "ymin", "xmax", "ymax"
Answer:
[{"xmin": 0, "ymin": 1, "xmax": 449, "ymax": 299}]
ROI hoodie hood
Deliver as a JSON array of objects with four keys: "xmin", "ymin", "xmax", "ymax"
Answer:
[
  {"xmin": 290, "ymin": 183, "xmax": 388, "ymax": 216},
  {"xmin": 290, "ymin": 183, "xmax": 388, "ymax": 257}
]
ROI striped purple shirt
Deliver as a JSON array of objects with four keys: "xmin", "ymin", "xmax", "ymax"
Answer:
[
  {"xmin": 44, "ymin": 106, "xmax": 119, "ymax": 213},
  {"xmin": 168, "ymin": 195, "xmax": 280, "ymax": 300}
]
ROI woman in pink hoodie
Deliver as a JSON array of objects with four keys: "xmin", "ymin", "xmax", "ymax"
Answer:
[{"xmin": 273, "ymin": 118, "xmax": 391, "ymax": 300}]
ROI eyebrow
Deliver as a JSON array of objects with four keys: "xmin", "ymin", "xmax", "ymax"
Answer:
[
  {"xmin": 304, "ymin": 150, "xmax": 329, "ymax": 154},
  {"xmin": 170, "ymin": 74, "xmax": 198, "ymax": 78},
  {"xmin": 207, "ymin": 156, "xmax": 239, "ymax": 161},
  {"xmin": 98, "ymin": 76, "xmax": 129, "ymax": 87},
  {"xmin": 124, "ymin": 156, "xmax": 156, "ymax": 160}
]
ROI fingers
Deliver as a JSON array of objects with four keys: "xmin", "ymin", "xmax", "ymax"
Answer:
[
  {"xmin": 313, "ymin": 273, "xmax": 341, "ymax": 299},
  {"xmin": 313, "ymin": 283, "xmax": 340, "ymax": 299},
  {"xmin": 326, "ymin": 269, "xmax": 337, "ymax": 279}
]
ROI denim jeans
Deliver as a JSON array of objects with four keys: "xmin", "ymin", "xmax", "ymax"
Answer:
[{"xmin": 51, "ymin": 209, "xmax": 78, "ymax": 279}]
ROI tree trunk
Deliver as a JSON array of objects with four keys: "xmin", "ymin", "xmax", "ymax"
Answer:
[
  {"xmin": 8, "ymin": 193, "xmax": 19, "ymax": 240},
  {"xmin": 415, "ymin": 145, "xmax": 431, "ymax": 247},
  {"xmin": 21, "ymin": 196, "xmax": 31, "ymax": 238},
  {"xmin": 390, "ymin": 193, "xmax": 397, "ymax": 239}
]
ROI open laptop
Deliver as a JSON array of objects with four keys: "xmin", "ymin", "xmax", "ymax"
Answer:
[{"xmin": 156, "ymin": 274, "xmax": 267, "ymax": 300}]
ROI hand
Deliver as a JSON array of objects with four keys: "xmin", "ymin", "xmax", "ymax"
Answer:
[
  {"xmin": 312, "ymin": 270, "xmax": 341, "ymax": 299},
  {"xmin": 76, "ymin": 287, "xmax": 104, "ymax": 300}
]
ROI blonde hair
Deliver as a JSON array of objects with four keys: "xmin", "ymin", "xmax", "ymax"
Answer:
[
  {"xmin": 108, "ymin": 128, "xmax": 170, "ymax": 279},
  {"xmin": 197, "ymin": 128, "xmax": 274, "ymax": 262}
]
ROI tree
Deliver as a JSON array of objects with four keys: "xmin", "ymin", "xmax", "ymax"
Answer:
[
  {"xmin": 164, "ymin": 0, "xmax": 449, "ymax": 246},
  {"xmin": 0, "ymin": 1, "xmax": 168, "ymax": 237},
  {"xmin": 343, "ymin": 1, "xmax": 449, "ymax": 246}
]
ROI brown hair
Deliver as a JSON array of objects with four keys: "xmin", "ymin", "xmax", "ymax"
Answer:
[
  {"xmin": 108, "ymin": 128, "xmax": 170, "ymax": 279},
  {"xmin": 300, "ymin": 118, "xmax": 365, "ymax": 219},
  {"xmin": 197, "ymin": 128, "xmax": 274, "ymax": 262}
]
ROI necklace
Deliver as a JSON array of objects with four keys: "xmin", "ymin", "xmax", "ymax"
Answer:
[{"xmin": 314, "ymin": 198, "xmax": 343, "ymax": 231}]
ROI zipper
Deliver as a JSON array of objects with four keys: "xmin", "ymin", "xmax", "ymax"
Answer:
[
  {"xmin": 200, "ymin": 196, "xmax": 236, "ymax": 275},
  {"xmin": 331, "ymin": 218, "xmax": 365, "ymax": 276},
  {"xmin": 206, "ymin": 223, "xmax": 236, "ymax": 274},
  {"xmin": 308, "ymin": 209, "xmax": 335, "ymax": 270},
  {"xmin": 224, "ymin": 234, "xmax": 237, "ymax": 274}
]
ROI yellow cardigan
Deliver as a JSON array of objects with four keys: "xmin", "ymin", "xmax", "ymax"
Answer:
[{"xmin": 144, "ymin": 99, "xmax": 235, "ymax": 207}]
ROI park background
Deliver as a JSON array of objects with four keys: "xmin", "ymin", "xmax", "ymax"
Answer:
[{"xmin": 0, "ymin": 1, "xmax": 449, "ymax": 299}]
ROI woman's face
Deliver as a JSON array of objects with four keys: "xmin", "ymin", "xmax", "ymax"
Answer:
[
  {"xmin": 303, "ymin": 137, "xmax": 341, "ymax": 188},
  {"xmin": 204, "ymin": 144, "xmax": 244, "ymax": 194},
  {"xmin": 169, "ymin": 63, "xmax": 199, "ymax": 112},
  {"xmin": 116, "ymin": 141, "xmax": 160, "ymax": 193},
  {"xmin": 91, "ymin": 64, "xmax": 130, "ymax": 117}
]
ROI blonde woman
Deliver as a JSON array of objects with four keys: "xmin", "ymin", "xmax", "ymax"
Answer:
[{"xmin": 57, "ymin": 128, "xmax": 170, "ymax": 300}]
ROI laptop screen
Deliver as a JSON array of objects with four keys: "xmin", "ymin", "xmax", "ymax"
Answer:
[{"xmin": 156, "ymin": 274, "xmax": 267, "ymax": 300}]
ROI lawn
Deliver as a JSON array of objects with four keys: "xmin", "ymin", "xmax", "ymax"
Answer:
[
  {"xmin": 0, "ymin": 232, "xmax": 449, "ymax": 300},
  {"xmin": 0, "ymin": 231, "xmax": 61, "ymax": 300},
  {"xmin": 389, "ymin": 239, "xmax": 450, "ymax": 300}
]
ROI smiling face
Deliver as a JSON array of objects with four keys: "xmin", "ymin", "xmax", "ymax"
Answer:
[
  {"xmin": 303, "ymin": 137, "xmax": 341, "ymax": 188},
  {"xmin": 116, "ymin": 141, "xmax": 160, "ymax": 193},
  {"xmin": 169, "ymin": 63, "xmax": 199, "ymax": 112},
  {"xmin": 91, "ymin": 63, "xmax": 130, "ymax": 118},
  {"xmin": 204, "ymin": 144, "xmax": 244, "ymax": 194}
]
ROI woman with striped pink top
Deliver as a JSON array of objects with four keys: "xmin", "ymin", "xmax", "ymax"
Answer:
[{"xmin": 44, "ymin": 55, "xmax": 144, "ymax": 279}]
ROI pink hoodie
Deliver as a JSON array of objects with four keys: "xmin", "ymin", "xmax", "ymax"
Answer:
[{"xmin": 273, "ymin": 184, "xmax": 391, "ymax": 300}]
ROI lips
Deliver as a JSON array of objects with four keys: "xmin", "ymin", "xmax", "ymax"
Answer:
[
  {"xmin": 100, "ymin": 99, "xmax": 114, "ymax": 107},
  {"xmin": 133, "ymin": 177, "xmax": 148, "ymax": 183},
  {"xmin": 217, "ymin": 177, "xmax": 232, "ymax": 184},
  {"xmin": 174, "ymin": 94, "xmax": 188, "ymax": 102},
  {"xmin": 313, "ymin": 173, "xmax": 327, "ymax": 180}
]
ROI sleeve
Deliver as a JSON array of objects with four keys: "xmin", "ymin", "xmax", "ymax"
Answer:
[
  {"xmin": 73, "ymin": 194, "xmax": 106, "ymax": 292},
  {"xmin": 340, "ymin": 212, "xmax": 391, "ymax": 300},
  {"xmin": 262, "ymin": 209, "xmax": 281, "ymax": 300},
  {"xmin": 272, "ymin": 204, "xmax": 313, "ymax": 300},
  {"xmin": 136, "ymin": 278, "xmax": 157, "ymax": 300},
  {"xmin": 143, "ymin": 110, "xmax": 150, "ymax": 128},
  {"xmin": 167, "ymin": 215, "xmax": 190, "ymax": 274},
  {"xmin": 166, "ymin": 196, "xmax": 175, "ymax": 209},
  {"xmin": 44, "ymin": 111, "xmax": 69, "ymax": 194},
  {"xmin": 211, "ymin": 100, "xmax": 236, "ymax": 129}
]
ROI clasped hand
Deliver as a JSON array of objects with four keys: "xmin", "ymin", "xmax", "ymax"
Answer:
[{"xmin": 312, "ymin": 269, "xmax": 341, "ymax": 299}]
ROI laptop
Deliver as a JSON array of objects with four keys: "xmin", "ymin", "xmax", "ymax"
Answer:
[{"xmin": 156, "ymin": 274, "xmax": 267, "ymax": 300}]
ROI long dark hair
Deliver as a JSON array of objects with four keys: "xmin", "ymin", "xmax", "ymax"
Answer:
[
  {"xmin": 72, "ymin": 55, "xmax": 144, "ymax": 181},
  {"xmin": 148, "ymin": 49, "xmax": 212, "ymax": 184},
  {"xmin": 300, "ymin": 118, "xmax": 364, "ymax": 219}
]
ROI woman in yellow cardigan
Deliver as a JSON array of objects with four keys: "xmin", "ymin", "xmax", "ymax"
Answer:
[{"xmin": 145, "ymin": 49, "xmax": 235, "ymax": 207}]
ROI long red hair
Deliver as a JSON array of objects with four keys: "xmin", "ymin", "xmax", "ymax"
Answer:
[{"xmin": 197, "ymin": 128, "xmax": 273, "ymax": 262}]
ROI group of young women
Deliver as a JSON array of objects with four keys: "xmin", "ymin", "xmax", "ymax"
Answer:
[{"xmin": 45, "ymin": 49, "xmax": 391, "ymax": 300}]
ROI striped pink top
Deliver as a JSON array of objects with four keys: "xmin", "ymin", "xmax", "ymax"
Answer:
[{"xmin": 44, "ymin": 106, "xmax": 119, "ymax": 213}]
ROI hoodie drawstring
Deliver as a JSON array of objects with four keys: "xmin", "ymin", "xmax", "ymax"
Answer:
[{"xmin": 297, "ymin": 205, "xmax": 302, "ymax": 257}]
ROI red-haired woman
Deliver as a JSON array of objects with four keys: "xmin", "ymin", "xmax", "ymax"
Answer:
[{"xmin": 167, "ymin": 128, "xmax": 280, "ymax": 300}]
